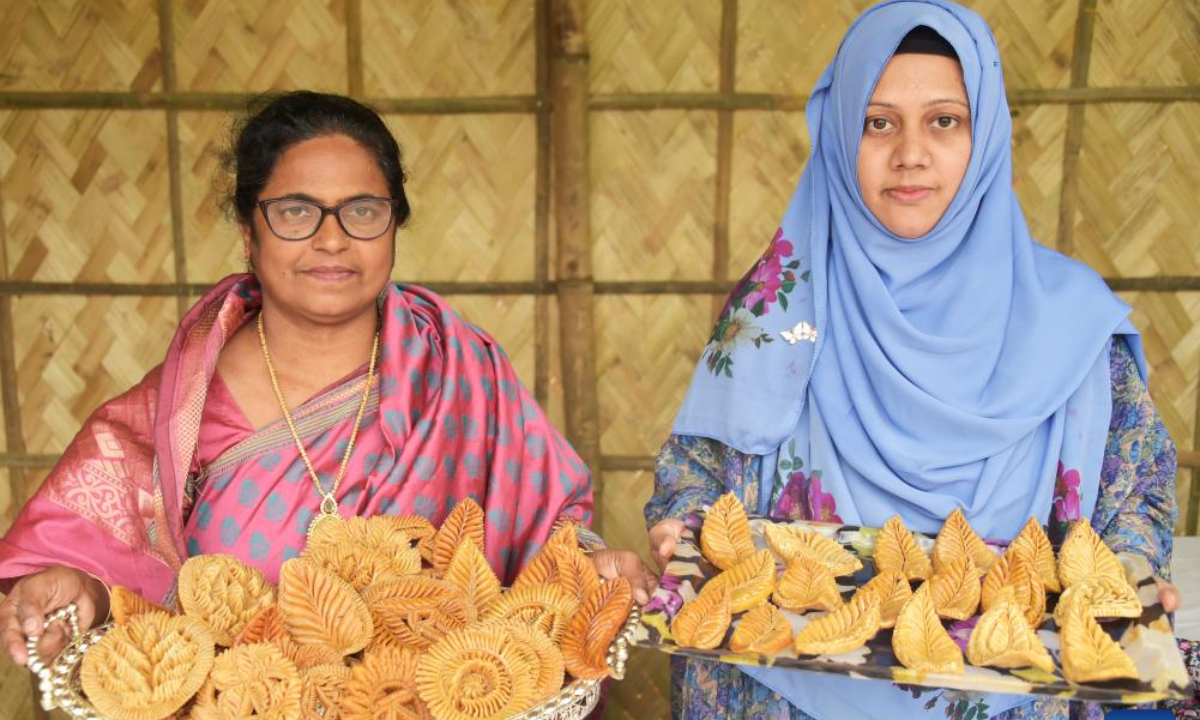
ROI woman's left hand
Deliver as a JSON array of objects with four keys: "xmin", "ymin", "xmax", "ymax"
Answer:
[
  {"xmin": 590, "ymin": 549, "xmax": 660, "ymax": 606},
  {"xmin": 1157, "ymin": 578, "xmax": 1182, "ymax": 612}
]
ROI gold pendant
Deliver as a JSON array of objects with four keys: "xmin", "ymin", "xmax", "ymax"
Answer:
[{"xmin": 306, "ymin": 497, "xmax": 343, "ymax": 542}]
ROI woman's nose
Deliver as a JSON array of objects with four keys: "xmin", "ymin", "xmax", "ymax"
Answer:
[
  {"xmin": 892, "ymin": 130, "xmax": 931, "ymax": 170},
  {"xmin": 310, "ymin": 213, "xmax": 351, "ymax": 251}
]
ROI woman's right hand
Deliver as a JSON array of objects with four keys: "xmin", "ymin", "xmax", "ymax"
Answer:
[
  {"xmin": 0, "ymin": 566, "xmax": 110, "ymax": 667},
  {"xmin": 648, "ymin": 519, "xmax": 686, "ymax": 571}
]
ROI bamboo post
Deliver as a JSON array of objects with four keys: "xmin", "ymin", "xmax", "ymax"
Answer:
[{"xmin": 549, "ymin": 0, "xmax": 602, "ymax": 531}]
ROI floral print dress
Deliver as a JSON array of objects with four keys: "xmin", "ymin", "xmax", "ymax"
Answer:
[{"xmin": 646, "ymin": 339, "xmax": 1198, "ymax": 720}]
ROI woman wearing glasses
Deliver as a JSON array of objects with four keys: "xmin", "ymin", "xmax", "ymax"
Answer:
[{"xmin": 0, "ymin": 91, "xmax": 658, "ymax": 665}]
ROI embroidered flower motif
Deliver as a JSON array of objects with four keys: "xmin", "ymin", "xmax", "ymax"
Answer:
[
  {"xmin": 1050, "ymin": 462, "xmax": 1082, "ymax": 544},
  {"xmin": 773, "ymin": 470, "xmax": 842, "ymax": 524}
]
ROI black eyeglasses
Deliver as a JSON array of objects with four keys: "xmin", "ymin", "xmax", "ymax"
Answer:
[{"xmin": 257, "ymin": 197, "xmax": 399, "ymax": 241}]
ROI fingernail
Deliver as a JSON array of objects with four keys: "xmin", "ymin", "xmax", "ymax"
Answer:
[{"xmin": 635, "ymin": 590, "xmax": 649, "ymax": 605}]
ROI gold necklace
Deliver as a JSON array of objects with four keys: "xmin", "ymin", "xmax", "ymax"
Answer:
[{"xmin": 256, "ymin": 311, "xmax": 380, "ymax": 540}]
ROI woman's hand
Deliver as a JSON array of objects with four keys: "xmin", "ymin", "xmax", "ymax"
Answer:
[
  {"xmin": 648, "ymin": 519, "xmax": 685, "ymax": 571},
  {"xmin": 0, "ymin": 566, "xmax": 110, "ymax": 666},
  {"xmin": 590, "ymin": 550, "xmax": 660, "ymax": 606},
  {"xmin": 1157, "ymin": 578, "xmax": 1182, "ymax": 613}
]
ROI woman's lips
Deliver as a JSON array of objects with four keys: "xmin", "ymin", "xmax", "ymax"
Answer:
[
  {"xmin": 885, "ymin": 186, "xmax": 934, "ymax": 203},
  {"xmin": 302, "ymin": 266, "xmax": 357, "ymax": 281}
]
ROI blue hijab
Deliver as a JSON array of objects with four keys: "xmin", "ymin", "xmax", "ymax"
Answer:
[{"xmin": 672, "ymin": 0, "xmax": 1142, "ymax": 716}]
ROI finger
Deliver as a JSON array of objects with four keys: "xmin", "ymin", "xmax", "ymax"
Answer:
[
  {"xmin": 1158, "ymin": 582, "xmax": 1181, "ymax": 613},
  {"xmin": 34, "ymin": 623, "xmax": 68, "ymax": 664},
  {"xmin": 2, "ymin": 622, "xmax": 28, "ymax": 666}
]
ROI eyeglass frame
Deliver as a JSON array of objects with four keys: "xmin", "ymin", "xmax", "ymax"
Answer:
[{"xmin": 256, "ymin": 196, "xmax": 400, "ymax": 241}]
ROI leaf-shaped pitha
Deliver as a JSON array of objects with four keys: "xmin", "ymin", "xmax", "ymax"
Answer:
[
  {"xmin": 545, "ymin": 521, "xmax": 579, "ymax": 551},
  {"xmin": 1058, "ymin": 599, "xmax": 1139, "ymax": 683},
  {"xmin": 764, "ymin": 524, "xmax": 863, "ymax": 576},
  {"xmin": 700, "ymin": 548, "xmax": 777, "ymax": 613},
  {"xmin": 278, "ymin": 558, "xmax": 374, "ymax": 656},
  {"xmin": 341, "ymin": 647, "xmax": 429, "ymax": 720},
  {"xmin": 281, "ymin": 640, "xmax": 346, "ymax": 671},
  {"xmin": 729, "ymin": 603, "xmax": 794, "ymax": 655},
  {"xmin": 235, "ymin": 604, "xmax": 288, "ymax": 646},
  {"xmin": 854, "ymin": 569, "xmax": 912, "ymax": 629},
  {"xmin": 444, "ymin": 539, "xmax": 503, "ymax": 612},
  {"xmin": 966, "ymin": 587, "xmax": 1055, "ymax": 674},
  {"xmin": 671, "ymin": 585, "xmax": 731, "ymax": 649},
  {"xmin": 1058, "ymin": 519, "xmax": 1124, "ymax": 590},
  {"xmin": 873, "ymin": 515, "xmax": 931, "ymax": 581},
  {"xmin": 701, "ymin": 492, "xmax": 755, "ymax": 570},
  {"xmin": 1007, "ymin": 517, "xmax": 1060, "ymax": 592},
  {"xmin": 178, "ymin": 554, "xmax": 277, "ymax": 645},
  {"xmin": 794, "ymin": 592, "xmax": 882, "ymax": 656},
  {"xmin": 513, "ymin": 543, "xmax": 601, "ymax": 602},
  {"xmin": 892, "ymin": 585, "xmax": 964, "ymax": 674},
  {"xmin": 433, "ymin": 498, "xmax": 486, "ymax": 572},
  {"xmin": 299, "ymin": 664, "xmax": 351, "ymax": 720},
  {"xmin": 561, "ymin": 577, "xmax": 633, "ymax": 680},
  {"xmin": 934, "ymin": 509, "xmax": 996, "ymax": 575},
  {"xmin": 109, "ymin": 585, "xmax": 173, "ymax": 626},
  {"xmin": 483, "ymin": 583, "xmax": 579, "ymax": 643},
  {"xmin": 928, "ymin": 555, "xmax": 981, "ymax": 621},
  {"xmin": 1053, "ymin": 574, "xmax": 1142, "ymax": 627},
  {"xmin": 362, "ymin": 576, "xmax": 476, "ymax": 650},
  {"xmin": 981, "ymin": 553, "xmax": 1046, "ymax": 628},
  {"xmin": 771, "ymin": 555, "xmax": 843, "ymax": 613}
]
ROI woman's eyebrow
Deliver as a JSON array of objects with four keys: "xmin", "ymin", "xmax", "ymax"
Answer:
[{"xmin": 866, "ymin": 99, "xmax": 970, "ymax": 109}]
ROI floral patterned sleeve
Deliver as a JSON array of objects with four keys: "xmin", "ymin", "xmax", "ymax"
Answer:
[
  {"xmin": 1090, "ymin": 338, "xmax": 1179, "ymax": 579},
  {"xmin": 645, "ymin": 435, "xmax": 759, "ymax": 529}
]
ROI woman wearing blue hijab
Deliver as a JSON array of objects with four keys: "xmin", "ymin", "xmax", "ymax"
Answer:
[{"xmin": 644, "ymin": 1, "xmax": 1187, "ymax": 718}]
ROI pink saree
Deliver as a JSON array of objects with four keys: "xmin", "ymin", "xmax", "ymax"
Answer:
[{"xmin": 0, "ymin": 274, "xmax": 593, "ymax": 600}]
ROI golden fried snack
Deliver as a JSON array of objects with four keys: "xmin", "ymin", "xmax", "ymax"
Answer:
[
  {"xmin": 701, "ymin": 492, "xmax": 756, "ymax": 571},
  {"xmin": 189, "ymin": 642, "xmax": 301, "ymax": 720},
  {"xmin": 281, "ymin": 639, "xmax": 346, "ymax": 670},
  {"xmin": 854, "ymin": 569, "xmax": 912, "ymax": 629},
  {"xmin": 1058, "ymin": 519, "xmax": 1124, "ymax": 590},
  {"xmin": 512, "ymin": 542, "xmax": 601, "ymax": 603},
  {"xmin": 109, "ymin": 585, "xmax": 172, "ymax": 626},
  {"xmin": 794, "ymin": 592, "xmax": 882, "ymax": 656},
  {"xmin": 981, "ymin": 553, "xmax": 1046, "ymax": 628},
  {"xmin": 278, "ymin": 558, "xmax": 374, "ymax": 656},
  {"xmin": 873, "ymin": 515, "xmax": 931, "ymax": 581},
  {"xmin": 482, "ymin": 583, "xmax": 579, "ymax": 643},
  {"xmin": 928, "ymin": 555, "xmax": 981, "ymax": 621},
  {"xmin": 933, "ymin": 509, "xmax": 996, "ymax": 575},
  {"xmin": 80, "ymin": 612, "xmax": 215, "ymax": 720},
  {"xmin": 771, "ymin": 555, "xmax": 843, "ymax": 613},
  {"xmin": 362, "ymin": 576, "xmax": 477, "ymax": 650},
  {"xmin": 304, "ymin": 542, "xmax": 417, "ymax": 593},
  {"xmin": 966, "ymin": 588, "xmax": 1054, "ymax": 674},
  {"xmin": 892, "ymin": 585, "xmax": 963, "ymax": 674},
  {"xmin": 415, "ymin": 625, "xmax": 539, "ymax": 720},
  {"xmin": 489, "ymin": 620, "xmax": 565, "ymax": 701},
  {"xmin": 234, "ymin": 604, "xmax": 288, "ymax": 646},
  {"xmin": 764, "ymin": 524, "xmax": 863, "ymax": 577},
  {"xmin": 443, "ymin": 539, "xmax": 503, "ymax": 612},
  {"xmin": 1057, "ymin": 599, "xmax": 1139, "ymax": 683},
  {"xmin": 177, "ymin": 553, "xmax": 277, "ymax": 645},
  {"xmin": 1007, "ymin": 517, "xmax": 1060, "ymax": 592},
  {"xmin": 1053, "ymin": 574, "xmax": 1142, "ymax": 627},
  {"xmin": 545, "ymin": 521, "xmax": 579, "ymax": 551},
  {"xmin": 299, "ymin": 664, "xmax": 351, "ymax": 720},
  {"xmin": 344, "ymin": 516, "xmax": 420, "ymax": 561},
  {"xmin": 561, "ymin": 577, "xmax": 632, "ymax": 680},
  {"xmin": 729, "ymin": 603, "xmax": 794, "ymax": 655},
  {"xmin": 671, "ymin": 585, "xmax": 731, "ymax": 650},
  {"xmin": 378, "ymin": 514, "xmax": 438, "ymax": 563},
  {"xmin": 433, "ymin": 498, "xmax": 487, "ymax": 573},
  {"xmin": 341, "ymin": 646, "xmax": 430, "ymax": 720},
  {"xmin": 699, "ymin": 548, "xmax": 777, "ymax": 613}
]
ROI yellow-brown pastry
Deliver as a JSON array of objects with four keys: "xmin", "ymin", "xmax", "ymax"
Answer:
[
  {"xmin": 729, "ymin": 603, "xmax": 794, "ymax": 655},
  {"xmin": 981, "ymin": 553, "xmax": 1046, "ymax": 628},
  {"xmin": 109, "ymin": 585, "xmax": 172, "ymax": 626},
  {"xmin": 278, "ymin": 558, "xmax": 374, "ymax": 656},
  {"xmin": 545, "ymin": 521, "xmax": 579, "ymax": 551},
  {"xmin": 699, "ymin": 548, "xmax": 777, "ymax": 613},
  {"xmin": 700, "ymin": 492, "xmax": 755, "ymax": 571},
  {"xmin": 304, "ymin": 542, "xmax": 417, "ymax": 592},
  {"xmin": 512, "ymin": 542, "xmax": 601, "ymax": 603},
  {"xmin": 341, "ymin": 646, "xmax": 430, "ymax": 720},
  {"xmin": 928, "ymin": 555, "xmax": 981, "ymax": 621},
  {"xmin": 304, "ymin": 515, "xmax": 355, "ymax": 556},
  {"xmin": 763, "ymin": 523, "xmax": 863, "ymax": 577},
  {"xmin": 344, "ymin": 516, "xmax": 421, "ymax": 563},
  {"xmin": 80, "ymin": 612, "xmax": 215, "ymax": 720},
  {"xmin": 443, "ymin": 539, "xmax": 504, "ymax": 612},
  {"xmin": 771, "ymin": 555, "xmax": 843, "ymax": 613},
  {"xmin": 415, "ymin": 625, "xmax": 539, "ymax": 720},
  {"xmin": 482, "ymin": 583, "xmax": 579, "ymax": 643},
  {"xmin": 1058, "ymin": 519, "xmax": 1124, "ymax": 590},
  {"xmin": 380, "ymin": 514, "xmax": 438, "ymax": 563},
  {"xmin": 490, "ymin": 619, "xmax": 565, "ymax": 701},
  {"xmin": 1053, "ymin": 574, "xmax": 1142, "ymax": 627},
  {"xmin": 854, "ymin": 569, "xmax": 912, "ymax": 629},
  {"xmin": 362, "ymin": 576, "xmax": 477, "ymax": 650},
  {"xmin": 966, "ymin": 588, "xmax": 1055, "ymax": 674},
  {"xmin": 1007, "ymin": 517, "xmax": 1060, "ymax": 592},
  {"xmin": 299, "ymin": 664, "xmax": 351, "ymax": 720},
  {"xmin": 189, "ymin": 642, "xmax": 302, "ymax": 720},
  {"xmin": 281, "ymin": 639, "xmax": 346, "ymax": 671},
  {"xmin": 933, "ymin": 509, "xmax": 996, "ymax": 575},
  {"xmin": 234, "ymin": 604, "xmax": 288, "ymax": 646},
  {"xmin": 892, "ymin": 585, "xmax": 964, "ymax": 674},
  {"xmin": 433, "ymin": 498, "xmax": 487, "ymax": 573},
  {"xmin": 1057, "ymin": 598, "xmax": 1139, "ymax": 683},
  {"xmin": 671, "ymin": 585, "xmax": 732, "ymax": 650},
  {"xmin": 177, "ymin": 553, "xmax": 277, "ymax": 645},
  {"xmin": 794, "ymin": 592, "xmax": 882, "ymax": 656},
  {"xmin": 562, "ymin": 577, "xmax": 632, "ymax": 679},
  {"xmin": 873, "ymin": 515, "xmax": 932, "ymax": 581}
]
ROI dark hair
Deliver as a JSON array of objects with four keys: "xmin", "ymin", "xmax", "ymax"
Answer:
[
  {"xmin": 895, "ymin": 25, "xmax": 959, "ymax": 60},
  {"xmin": 223, "ymin": 91, "xmax": 411, "ymax": 231}
]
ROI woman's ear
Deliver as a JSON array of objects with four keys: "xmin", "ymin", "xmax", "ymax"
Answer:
[{"xmin": 239, "ymin": 223, "xmax": 255, "ymax": 272}]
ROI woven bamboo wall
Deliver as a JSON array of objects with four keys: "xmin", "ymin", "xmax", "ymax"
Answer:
[{"xmin": 0, "ymin": 1, "xmax": 1198, "ymax": 718}]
